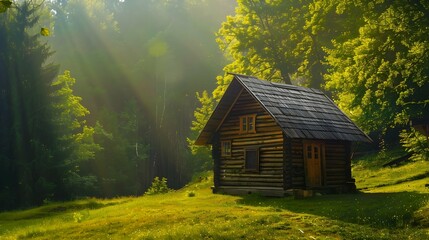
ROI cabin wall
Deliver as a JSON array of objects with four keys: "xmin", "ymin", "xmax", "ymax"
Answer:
[
  {"xmin": 212, "ymin": 133, "xmax": 221, "ymax": 189},
  {"xmin": 284, "ymin": 139, "xmax": 305, "ymax": 189},
  {"xmin": 324, "ymin": 140, "xmax": 352, "ymax": 187},
  {"xmin": 284, "ymin": 139, "xmax": 353, "ymax": 190},
  {"xmin": 216, "ymin": 91, "xmax": 284, "ymax": 190}
]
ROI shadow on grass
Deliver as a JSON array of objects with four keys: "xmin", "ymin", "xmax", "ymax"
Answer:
[
  {"xmin": 1, "ymin": 199, "xmax": 124, "ymax": 221},
  {"xmin": 237, "ymin": 191, "xmax": 429, "ymax": 229}
]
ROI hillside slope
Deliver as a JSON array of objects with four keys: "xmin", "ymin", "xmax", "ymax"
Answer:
[{"xmin": 1, "ymin": 151, "xmax": 428, "ymax": 239}]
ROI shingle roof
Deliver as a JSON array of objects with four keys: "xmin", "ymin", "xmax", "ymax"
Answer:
[{"xmin": 195, "ymin": 74, "xmax": 371, "ymax": 145}]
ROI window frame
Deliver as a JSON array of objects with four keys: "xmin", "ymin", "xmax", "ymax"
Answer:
[
  {"xmin": 221, "ymin": 140, "xmax": 232, "ymax": 157},
  {"xmin": 239, "ymin": 114, "xmax": 257, "ymax": 134},
  {"xmin": 244, "ymin": 148, "xmax": 259, "ymax": 173}
]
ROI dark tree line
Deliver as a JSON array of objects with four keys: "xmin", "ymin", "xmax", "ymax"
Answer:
[
  {"xmin": 0, "ymin": 2, "xmax": 64, "ymax": 209},
  {"xmin": 1, "ymin": 0, "xmax": 235, "ymax": 210}
]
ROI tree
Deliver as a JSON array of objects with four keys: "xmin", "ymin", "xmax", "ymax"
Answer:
[
  {"xmin": 51, "ymin": 70, "xmax": 105, "ymax": 197},
  {"xmin": 0, "ymin": 0, "xmax": 12, "ymax": 13},
  {"xmin": 0, "ymin": 1, "xmax": 60, "ymax": 209},
  {"xmin": 216, "ymin": 0, "xmax": 311, "ymax": 85},
  {"xmin": 186, "ymin": 91, "xmax": 214, "ymax": 172},
  {"xmin": 48, "ymin": 0, "xmax": 234, "ymax": 193},
  {"xmin": 324, "ymin": 0, "xmax": 429, "ymax": 156}
]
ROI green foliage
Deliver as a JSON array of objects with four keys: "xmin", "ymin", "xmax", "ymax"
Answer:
[
  {"xmin": 400, "ymin": 129, "xmax": 429, "ymax": 161},
  {"xmin": 51, "ymin": 70, "xmax": 103, "ymax": 163},
  {"xmin": 73, "ymin": 210, "xmax": 90, "ymax": 223},
  {"xmin": 50, "ymin": 70, "xmax": 105, "ymax": 198},
  {"xmin": 205, "ymin": 1, "xmax": 429, "ymax": 162},
  {"xmin": 40, "ymin": 27, "xmax": 49, "ymax": 36},
  {"xmin": 51, "ymin": 71, "xmax": 90, "ymax": 133},
  {"xmin": 91, "ymin": 104, "xmax": 150, "ymax": 197},
  {"xmin": 145, "ymin": 177, "xmax": 171, "ymax": 195},
  {"xmin": 0, "ymin": 0, "xmax": 12, "ymax": 13},
  {"xmin": 324, "ymin": 0, "xmax": 429, "ymax": 135},
  {"xmin": 187, "ymin": 91, "xmax": 214, "ymax": 171},
  {"xmin": 216, "ymin": 0, "xmax": 312, "ymax": 85},
  {"xmin": 72, "ymin": 211, "xmax": 84, "ymax": 223},
  {"xmin": 63, "ymin": 171, "xmax": 98, "ymax": 198},
  {"xmin": 187, "ymin": 77, "xmax": 231, "ymax": 168},
  {"xmin": 48, "ymin": 0, "xmax": 231, "ymax": 195}
]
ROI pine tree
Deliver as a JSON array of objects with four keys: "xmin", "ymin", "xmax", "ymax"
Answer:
[{"xmin": 0, "ymin": 1, "xmax": 60, "ymax": 209}]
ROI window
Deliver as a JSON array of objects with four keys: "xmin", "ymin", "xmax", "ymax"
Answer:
[
  {"xmin": 221, "ymin": 141, "xmax": 231, "ymax": 157},
  {"xmin": 314, "ymin": 146, "xmax": 319, "ymax": 159},
  {"xmin": 239, "ymin": 114, "xmax": 256, "ymax": 134},
  {"xmin": 307, "ymin": 145, "xmax": 312, "ymax": 158},
  {"xmin": 245, "ymin": 149, "xmax": 259, "ymax": 172}
]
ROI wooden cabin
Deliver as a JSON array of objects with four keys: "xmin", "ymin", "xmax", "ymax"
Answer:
[{"xmin": 195, "ymin": 74, "xmax": 372, "ymax": 196}]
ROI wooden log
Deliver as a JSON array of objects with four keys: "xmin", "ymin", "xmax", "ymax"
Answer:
[
  {"xmin": 233, "ymin": 138, "xmax": 283, "ymax": 146},
  {"xmin": 260, "ymin": 154, "xmax": 283, "ymax": 158},
  {"xmin": 260, "ymin": 146, "xmax": 284, "ymax": 151},
  {"xmin": 232, "ymin": 133, "xmax": 283, "ymax": 141},
  {"xmin": 260, "ymin": 162, "xmax": 283, "ymax": 167},
  {"xmin": 220, "ymin": 181, "xmax": 283, "ymax": 187},
  {"xmin": 221, "ymin": 177, "xmax": 283, "ymax": 183},
  {"xmin": 260, "ymin": 170, "xmax": 283, "ymax": 174},
  {"xmin": 260, "ymin": 159, "xmax": 283, "ymax": 164},
  {"xmin": 325, "ymin": 160, "xmax": 346, "ymax": 165},
  {"xmin": 223, "ymin": 173, "xmax": 283, "ymax": 178}
]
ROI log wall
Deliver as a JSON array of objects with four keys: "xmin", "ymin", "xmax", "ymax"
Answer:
[
  {"xmin": 216, "ymin": 91, "xmax": 284, "ymax": 189},
  {"xmin": 288, "ymin": 139, "xmax": 306, "ymax": 189},
  {"xmin": 324, "ymin": 140, "xmax": 351, "ymax": 186},
  {"xmin": 285, "ymin": 139, "xmax": 352, "ymax": 189}
]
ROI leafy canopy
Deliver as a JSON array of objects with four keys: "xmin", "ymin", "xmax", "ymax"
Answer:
[{"xmin": 325, "ymin": 0, "xmax": 429, "ymax": 133}]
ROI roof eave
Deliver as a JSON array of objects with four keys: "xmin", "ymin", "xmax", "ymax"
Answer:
[{"xmin": 194, "ymin": 77, "xmax": 243, "ymax": 145}]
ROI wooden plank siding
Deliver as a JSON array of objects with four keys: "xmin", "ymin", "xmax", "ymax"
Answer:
[
  {"xmin": 289, "ymin": 139, "xmax": 306, "ymax": 189},
  {"xmin": 286, "ymin": 139, "xmax": 352, "ymax": 189},
  {"xmin": 212, "ymin": 133, "xmax": 221, "ymax": 189},
  {"xmin": 324, "ymin": 141, "xmax": 350, "ymax": 186},
  {"xmin": 216, "ymin": 91, "xmax": 284, "ymax": 190}
]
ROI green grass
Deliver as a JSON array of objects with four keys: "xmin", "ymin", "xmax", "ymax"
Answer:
[
  {"xmin": 1, "ymin": 151, "xmax": 429, "ymax": 239},
  {"xmin": 352, "ymin": 149, "xmax": 429, "ymax": 190}
]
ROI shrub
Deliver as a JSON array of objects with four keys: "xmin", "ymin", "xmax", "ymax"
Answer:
[
  {"xmin": 73, "ymin": 212, "xmax": 84, "ymax": 223},
  {"xmin": 145, "ymin": 177, "xmax": 170, "ymax": 195},
  {"xmin": 187, "ymin": 191, "xmax": 196, "ymax": 197},
  {"xmin": 400, "ymin": 128, "xmax": 429, "ymax": 161}
]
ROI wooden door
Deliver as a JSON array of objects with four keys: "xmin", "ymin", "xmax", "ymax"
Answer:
[{"xmin": 304, "ymin": 143, "xmax": 322, "ymax": 186}]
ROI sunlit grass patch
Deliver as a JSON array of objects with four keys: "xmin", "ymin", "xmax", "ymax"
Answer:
[
  {"xmin": 353, "ymin": 149, "xmax": 429, "ymax": 190},
  {"xmin": 353, "ymin": 148, "xmax": 407, "ymax": 169}
]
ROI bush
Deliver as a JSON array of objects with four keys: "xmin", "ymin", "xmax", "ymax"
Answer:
[
  {"xmin": 400, "ymin": 128, "xmax": 429, "ymax": 161},
  {"xmin": 145, "ymin": 177, "xmax": 170, "ymax": 195},
  {"xmin": 186, "ymin": 190, "xmax": 196, "ymax": 197},
  {"xmin": 63, "ymin": 171, "xmax": 98, "ymax": 198}
]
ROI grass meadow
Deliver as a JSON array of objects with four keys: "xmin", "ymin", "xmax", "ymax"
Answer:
[{"xmin": 1, "ymin": 150, "xmax": 428, "ymax": 239}]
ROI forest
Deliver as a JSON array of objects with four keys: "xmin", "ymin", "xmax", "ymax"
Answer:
[{"xmin": 1, "ymin": 0, "xmax": 428, "ymax": 212}]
